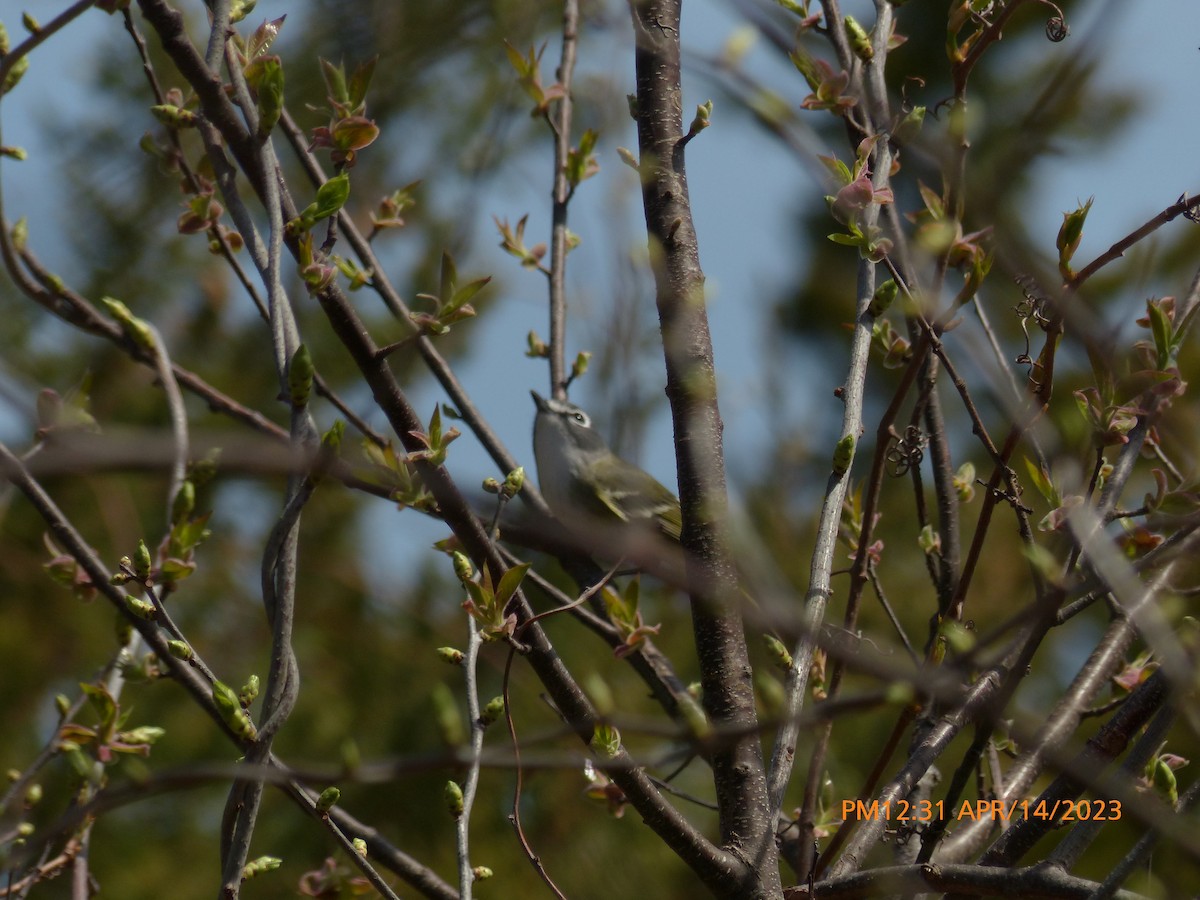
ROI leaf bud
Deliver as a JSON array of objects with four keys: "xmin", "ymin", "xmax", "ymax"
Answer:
[
  {"xmin": 501, "ymin": 466, "xmax": 525, "ymax": 499},
  {"xmin": 118, "ymin": 726, "xmax": 165, "ymax": 745},
  {"xmin": 315, "ymin": 786, "xmax": 341, "ymax": 814},
  {"xmin": 436, "ymin": 647, "xmax": 465, "ymax": 666},
  {"xmin": 451, "ymin": 550, "xmax": 474, "ymax": 584},
  {"xmin": 762, "ymin": 634, "xmax": 794, "ymax": 671},
  {"xmin": 571, "ymin": 351, "xmax": 591, "ymax": 380},
  {"xmin": 843, "ymin": 15, "xmax": 874, "ymax": 61},
  {"xmin": 240, "ymin": 856, "xmax": 281, "ymax": 880},
  {"xmin": 590, "ymin": 723, "xmax": 621, "ymax": 759},
  {"xmin": 832, "ymin": 434, "xmax": 856, "ymax": 476},
  {"xmin": 239, "ymin": 674, "xmax": 261, "ymax": 707},
  {"xmin": 868, "ymin": 279, "xmax": 898, "ymax": 317},
  {"xmin": 171, "ymin": 480, "xmax": 195, "ymax": 525},
  {"xmin": 287, "ymin": 343, "xmax": 314, "ymax": 408},
  {"xmin": 445, "ymin": 780, "xmax": 465, "ymax": 817},
  {"xmin": 479, "ymin": 695, "xmax": 505, "ymax": 728},
  {"xmin": 123, "ymin": 594, "xmax": 156, "ymax": 620},
  {"xmin": 133, "ymin": 539, "xmax": 152, "ymax": 579}
]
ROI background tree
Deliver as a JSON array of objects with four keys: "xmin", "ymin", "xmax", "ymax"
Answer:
[{"xmin": 1, "ymin": 0, "xmax": 1199, "ymax": 898}]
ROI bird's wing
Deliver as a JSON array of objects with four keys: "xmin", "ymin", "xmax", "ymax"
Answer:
[{"xmin": 593, "ymin": 458, "xmax": 682, "ymax": 541}]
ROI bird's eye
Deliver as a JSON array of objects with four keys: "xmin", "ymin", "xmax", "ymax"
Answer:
[{"xmin": 572, "ymin": 413, "xmax": 587, "ymax": 424}]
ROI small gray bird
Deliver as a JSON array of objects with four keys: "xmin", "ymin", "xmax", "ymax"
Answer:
[{"xmin": 531, "ymin": 391, "xmax": 682, "ymax": 541}]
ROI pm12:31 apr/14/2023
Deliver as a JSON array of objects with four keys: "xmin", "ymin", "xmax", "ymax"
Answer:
[{"xmin": 840, "ymin": 798, "xmax": 1123, "ymax": 825}]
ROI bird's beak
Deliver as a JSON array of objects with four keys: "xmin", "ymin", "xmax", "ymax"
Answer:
[{"xmin": 530, "ymin": 390, "xmax": 549, "ymax": 412}]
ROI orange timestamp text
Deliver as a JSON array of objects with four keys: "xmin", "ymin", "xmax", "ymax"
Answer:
[{"xmin": 840, "ymin": 798, "xmax": 1122, "ymax": 824}]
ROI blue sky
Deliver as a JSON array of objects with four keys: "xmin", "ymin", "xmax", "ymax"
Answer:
[{"xmin": 0, "ymin": 0, "xmax": 1197, "ymax": 586}]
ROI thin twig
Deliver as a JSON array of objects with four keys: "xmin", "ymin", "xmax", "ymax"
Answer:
[{"xmin": 547, "ymin": 0, "xmax": 580, "ymax": 399}]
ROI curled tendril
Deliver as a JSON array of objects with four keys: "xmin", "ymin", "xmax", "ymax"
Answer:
[
  {"xmin": 1045, "ymin": 15, "xmax": 1068, "ymax": 42},
  {"xmin": 1183, "ymin": 194, "xmax": 1200, "ymax": 224},
  {"xmin": 885, "ymin": 425, "xmax": 927, "ymax": 477}
]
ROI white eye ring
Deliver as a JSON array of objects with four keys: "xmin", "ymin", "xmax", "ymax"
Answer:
[{"xmin": 572, "ymin": 412, "xmax": 587, "ymax": 424}]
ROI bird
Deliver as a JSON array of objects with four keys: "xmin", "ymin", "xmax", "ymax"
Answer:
[{"xmin": 531, "ymin": 390, "xmax": 682, "ymax": 542}]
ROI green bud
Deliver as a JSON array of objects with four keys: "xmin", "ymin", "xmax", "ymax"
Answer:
[
  {"xmin": 617, "ymin": 146, "xmax": 639, "ymax": 171},
  {"xmin": 287, "ymin": 343, "xmax": 314, "ymax": 408},
  {"xmin": 445, "ymin": 779, "xmax": 465, "ymax": 817},
  {"xmin": 451, "ymin": 551, "xmax": 474, "ymax": 584},
  {"xmin": 22, "ymin": 12, "xmax": 40, "ymax": 33},
  {"xmin": 171, "ymin": 480, "xmax": 195, "ymax": 525},
  {"xmin": 1151, "ymin": 757, "xmax": 1178, "ymax": 805},
  {"xmin": 213, "ymin": 681, "xmax": 259, "ymax": 738},
  {"xmin": 626, "ymin": 93, "xmax": 638, "ymax": 119},
  {"xmin": 479, "ymin": 695, "xmax": 505, "ymax": 728},
  {"xmin": 167, "ymin": 639, "xmax": 193, "ymax": 661},
  {"xmin": 244, "ymin": 55, "xmax": 284, "ymax": 139},
  {"xmin": 241, "ymin": 856, "xmax": 281, "ymax": 880},
  {"xmin": 124, "ymin": 594, "xmax": 156, "ymax": 620},
  {"xmin": 11, "ymin": 217, "xmax": 27, "ymax": 251},
  {"xmin": 133, "ymin": 539, "xmax": 152, "ymax": 579},
  {"xmin": 762, "ymin": 634, "xmax": 794, "ymax": 672},
  {"xmin": 502, "ymin": 466, "xmax": 525, "ymax": 499},
  {"xmin": 239, "ymin": 674, "xmax": 260, "ymax": 707},
  {"xmin": 482, "ymin": 477, "xmax": 501, "ymax": 494},
  {"xmin": 688, "ymin": 99, "xmax": 713, "ymax": 135},
  {"xmin": 352, "ymin": 838, "xmax": 367, "ymax": 857},
  {"xmin": 212, "ymin": 680, "xmax": 241, "ymax": 715},
  {"xmin": 436, "ymin": 646, "xmax": 465, "ymax": 665},
  {"xmin": 100, "ymin": 297, "xmax": 156, "ymax": 350},
  {"xmin": 843, "ymin": 16, "xmax": 873, "ymax": 61},
  {"xmin": 3, "ymin": 54, "xmax": 28, "ymax": 96},
  {"xmin": 893, "ymin": 105, "xmax": 925, "ymax": 145},
  {"xmin": 312, "ymin": 173, "xmax": 351, "ymax": 221},
  {"xmin": 6, "ymin": 768, "xmax": 19, "ymax": 782},
  {"xmin": 55, "ymin": 693, "xmax": 71, "ymax": 717},
  {"xmin": 589, "ymin": 723, "xmax": 621, "ymax": 759},
  {"xmin": 868, "ymin": 280, "xmax": 898, "ymax": 317},
  {"xmin": 832, "ymin": 434, "xmax": 856, "ymax": 476},
  {"xmin": 149, "ymin": 104, "xmax": 198, "ymax": 128},
  {"xmin": 24, "ymin": 783, "xmax": 42, "ymax": 807},
  {"xmin": 230, "ymin": 707, "xmax": 257, "ymax": 740},
  {"xmin": 118, "ymin": 726, "xmax": 165, "ymax": 745},
  {"xmin": 109, "ymin": 571, "xmax": 131, "ymax": 586},
  {"xmin": 571, "ymin": 351, "xmax": 591, "ymax": 380},
  {"xmin": 1057, "ymin": 197, "xmax": 1093, "ymax": 277},
  {"xmin": 472, "ymin": 867, "xmax": 494, "ymax": 881},
  {"xmin": 315, "ymin": 786, "xmax": 341, "ymax": 814},
  {"xmin": 525, "ymin": 330, "xmax": 548, "ymax": 358},
  {"xmin": 952, "ymin": 462, "xmax": 976, "ymax": 502},
  {"xmin": 320, "ymin": 420, "xmax": 344, "ymax": 455}
]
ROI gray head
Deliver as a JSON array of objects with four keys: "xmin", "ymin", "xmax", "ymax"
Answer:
[
  {"xmin": 530, "ymin": 391, "xmax": 609, "ymax": 457},
  {"xmin": 531, "ymin": 390, "xmax": 613, "ymax": 516}
]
